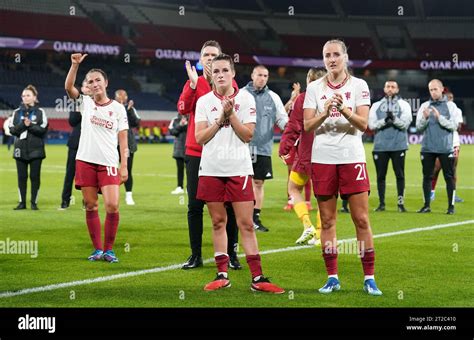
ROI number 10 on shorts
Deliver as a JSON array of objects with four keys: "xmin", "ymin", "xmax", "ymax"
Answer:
[{"xmin": 106, "ymin": 166, "xmax": 118, "ymax": 177}]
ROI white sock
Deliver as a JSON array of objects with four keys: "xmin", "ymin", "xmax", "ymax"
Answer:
[
  {"xmin": 364, "ymin": 275, "xmax": 374, "ymax": 281},
  {"xmin": 328, "ymin": 274, "xmax": 339, "ymax": 280},
  {"xmin": 218, "ymin": 271, "xmax": 228, "ymax": 279},
  {"xmin": 126, "ymin": 192, "xmax": 133, "ymax": 198}
]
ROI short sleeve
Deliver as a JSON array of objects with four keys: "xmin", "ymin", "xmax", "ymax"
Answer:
[
  {"xmin": 303, "ymin": 82, "xmax": 318, "ymax": 110},
  {"xmin": 355, "ymin": 79, "xmax": 371, "ymax": 106},
  {"xmin": 241, "ymin": 94, "xmax": 257, "ymax": 124},
  {"xmin": 117, "ymin": 105, "xmax": 129, "ymax": 131},
  {"xmin": 195, "ymin": 97, "xmax": 208, "ymax": 123}
]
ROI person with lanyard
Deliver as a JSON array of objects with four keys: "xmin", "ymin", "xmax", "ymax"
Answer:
[{"xmin": 10, "ymin": 84, "xmax": 48, "ymax": 210}]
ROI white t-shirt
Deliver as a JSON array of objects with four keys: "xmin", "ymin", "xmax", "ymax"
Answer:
[
  {"xmin": 195, "ymin": 89, "xmax": 256, "ymax": 176},
  {"xmin": 452, "ymin": 105, "xmax": 463, "ymax": 147},
  {"xmin": 303, "ymin": 76, "xmax": 371, "ymax": 164},
  {"xmin": 76, "ymin": 95, "xmax": 129, "ymax": 167}
]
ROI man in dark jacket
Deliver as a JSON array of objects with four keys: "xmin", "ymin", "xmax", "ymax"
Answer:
[
  {"xmin": 10, "ymin": 85, "xmax": 48, "ymax": 210},
  {"xmin": 169, "ymin": 114, "xmax": 187, "ymax": 194},
  {"xmin": 115, "ymin": 89, "xmax": 141, "ymax": 205}
]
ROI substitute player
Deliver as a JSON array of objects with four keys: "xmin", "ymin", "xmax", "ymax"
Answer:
[
  {"xmin": 304, "ymin": 39, "xmax": 382, "ymax": 296},
  {"xmin": 65, "ymin": 53, "xmax": 129, "ymax": 263},
  {"xmin": 279, "ymin": 67, "xmax": 326, "ymax": 245},
  {"xmin": 195, "ymin": 54, "xmax": 284, "ymax": 293}
]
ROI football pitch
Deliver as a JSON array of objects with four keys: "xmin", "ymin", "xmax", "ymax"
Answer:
[{"xmin": 0, "ymin": 143, "xmax": 472, "ymax": 308}]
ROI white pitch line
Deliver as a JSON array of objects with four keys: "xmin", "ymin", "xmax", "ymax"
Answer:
[{"xmin": 0, "ymin": 220, "xmax": 472, "ymax": 299}]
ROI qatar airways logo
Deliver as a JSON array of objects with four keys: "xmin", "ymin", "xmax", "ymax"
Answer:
[{"xmin": 90, "ymin": 115, "xmax": 114, "ymax": 130}]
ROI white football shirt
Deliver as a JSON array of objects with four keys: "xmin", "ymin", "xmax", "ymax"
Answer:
[
  {"xmin": 195, "ymin": 89, "xmax": 256, "ymax": 176},
  {"xmin": 76, "ymin": 95, "xmax": 129, "ymax": 167},
  {"xmin": 303, "ymin": 76, "xmax": 371, "ymax": 164}
]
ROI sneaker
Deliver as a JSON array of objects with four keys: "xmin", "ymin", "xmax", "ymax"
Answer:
[
  {"xmin": 339, "ymin": 206, "xmax": 349, "ymax": 213},
  {"xmin": 417, "ymin": 206, "xmax": 431, "ymax": 213},
  {"xmin": 103, "ymin": 250, "xmax": 119, "ymax": 263},
  {"xmin": 58, "ymin": 201, "xmax": 69, "ymax": 210},
  {"xmin": 397, "ymin": 204, "xmax": 407, "ymax": 213},
  {"xmin": 125, "ymin": 192, "xmax": 135, "ymax": 206},
  {"xmin": 318, "ymin": 277, "xmax": 341, "ymax": 294},
  {"xmin": 446, "ymin": 206, "xmax": 455, "ymax": 215},
  {"xmin": 363, "ymin": 279, "xmax": 383, "ymax": 296},
  {"xmin": 308, "ymin": 237, "xmax": 321, "ymax": 246},
  {"xmin": 253, "ymin": 219, "xmax": 269, "ymax": 232},
  {"xmin": 295, "ymin": 226, "xmax": 316, "ymax": 245},
  {"xmin": 283, "ymin": 203, "xmax": 293, "ymax": 211},
  {"xmin": 204, "ymin": 274, "xmax": 231, "ymax": 291},
  {"xmin": 430, "ymin": 190, "xmax": 436, "ymax": 201},
  {"xmin": 251, "ymin": 276, "xmax": 285, "ymax": 294},
  {"xmin": 228, "ymin": 253, "xmax": 242, "ymax": 270},
  {"xmin": 454, "ymin": 195, "xmax": 464, "ymax": 203},
  {"xmin": 13, "ymin": 202, "xmax": 26, "ymax": 210},
  {"xmin": 374, "ymin": 204, "xmax": 385, "ymax": 212},
  {"xmin": 171, "ymin": 186, "xmax": 185, "ymax": 195},
  {"xmin": 306, "ymin": 201, "xmax": 314, "ymax": 211},
  {"xmin": 88, "ymin": 249, "xmax": 104, "ymax": 261}
]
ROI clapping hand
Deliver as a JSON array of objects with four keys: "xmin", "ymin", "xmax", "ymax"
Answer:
[{"xmin": 185, "ymin": 60, "xmax": 198, "ymax": 88}]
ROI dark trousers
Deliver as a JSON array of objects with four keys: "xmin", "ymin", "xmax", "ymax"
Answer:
[
  {"xmin": 124, "ymin": 152, "xmax": 134, "ymax": 192},
  {"xmin": 16, "ymin": 158, "xmax": 42, "ymax": 204},
  {"xmin": 176, "ymin": 157, "xmax": 185, "ymax": 188},
  {"xmin": 372, "ymin": 150, "xmax": 406, "ymax": 205},
  {"xmin": 421, "ymin": 152, "xmax": 455, "ymax": 207},
  {"xmin": 185, "ymin": 155, "xmax": 239, "ymax": 257},
  {"xmin": 61, "ymin": 147, "xmax": 78, "ymax": 203}
]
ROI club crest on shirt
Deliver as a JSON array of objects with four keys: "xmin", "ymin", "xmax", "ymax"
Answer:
[
  {"xmin": 234, "ymin": 104, "xmax": 240, "ymax": 112},
  {"xmin": 345, "ymin": 92, "xmax": 351, "ymax": 100},
  {"xmin": 109, "ymin": 111, "xmax": 113, "ymax": 117}
]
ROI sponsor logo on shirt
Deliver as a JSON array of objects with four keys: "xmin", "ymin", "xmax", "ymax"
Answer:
[{"xmin": 90, "ymin": 115, "xmax": 114, "ymax": 129}]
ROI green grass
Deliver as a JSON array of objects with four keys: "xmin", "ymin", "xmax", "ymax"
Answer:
[{"xmin": 0, "ymin": 143, "xmax": 473, "ymax": 307}]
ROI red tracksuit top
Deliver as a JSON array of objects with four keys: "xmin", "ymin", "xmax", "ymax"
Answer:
[
  {"xmin": 278, "ymin": 92, "xmax": 313, "ymax": 176},
  {"xmin": 177, "ymin": 76, "xmax": 239, "ymax": 157}
]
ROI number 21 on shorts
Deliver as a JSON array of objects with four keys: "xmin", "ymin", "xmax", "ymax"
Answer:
[
  {"xmin": 106, "ymin": 166, "xmax": 118, "ymax": 177},
  {"xmin": 354, "ymin": 163, "xmax": 367, "ymax": 181}
]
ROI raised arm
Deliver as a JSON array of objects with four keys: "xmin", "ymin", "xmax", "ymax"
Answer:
[{"xmin": 65, "ymin": 53, "xmax": 88, "ymax": 100}]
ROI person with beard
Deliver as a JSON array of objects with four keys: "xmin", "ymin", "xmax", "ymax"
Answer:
[
  {"xmin": 10, "ymin": 84, "xmax": 48, "ymax": 210},
  {"xmin": 368, "ymin": 80, "xmax": 412, "ymax": 212}
]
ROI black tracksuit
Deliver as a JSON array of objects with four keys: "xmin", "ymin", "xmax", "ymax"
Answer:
[{"xmin": 10, "ymin": 104, "xmax": 48, "ymax": 204}]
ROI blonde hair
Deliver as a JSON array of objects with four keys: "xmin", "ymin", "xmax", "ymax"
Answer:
[
  {"xmin": 322, "ymin": 39, "xmax": 350, "ymax": 86},
  {"xmin": 307, "ymin": 67, "xmax": 326, "ymax": 82}
]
